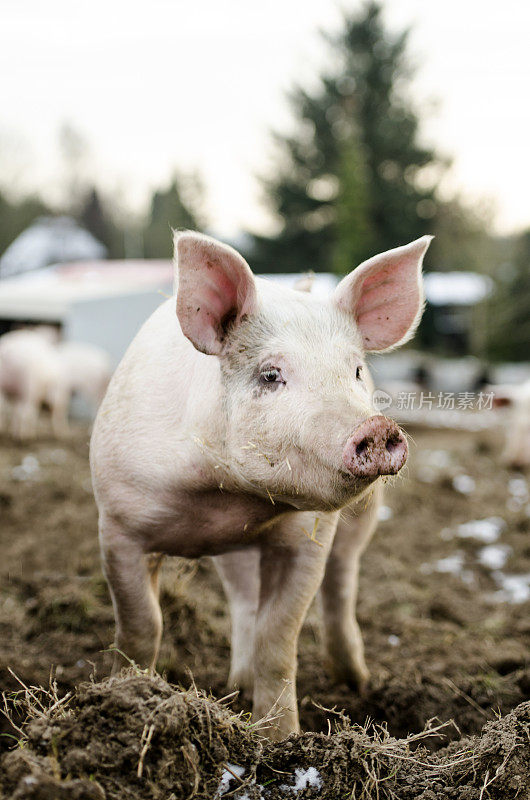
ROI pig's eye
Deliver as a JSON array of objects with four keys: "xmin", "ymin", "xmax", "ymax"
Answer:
[
  {"xmin": 260, "ymin": 367, "xmax": 284, "ymax": 385},
  {"xmin": 356, "ymin": 366, "xmax": 363, "ymax": 381}
]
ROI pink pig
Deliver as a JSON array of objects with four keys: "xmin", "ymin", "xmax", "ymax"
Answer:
[
  {"xmin": 0, "ymin": 329, "xmax": 111, "ymax": 439},
  {"xmin": 492, "ymin": 380, "xmax": 530, "ymax": 469},
  {"xmin": 90, "ymin": 231, "xmax": 431, "ymax": 739}
]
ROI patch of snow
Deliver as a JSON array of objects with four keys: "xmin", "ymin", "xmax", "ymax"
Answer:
[
  {"xmin": 420, "ymin": 553, "xmax": 475, "ymax": 585},
  {"xmin": 455, "ymin": 517, "xmax": 506, "ymax": 544},
  {"xmin": 280, "ymin": 767, "xmax": 323, "ymax": 795},
  {"xmin": 11, "ymin": 454, "xmax": 40, "ymax": 481},
  {"xmin": 378, "ymin": 505, "xmax": 393, "ymax": 522},
  {"xmin": 217, "ymin": 764, "xmax": 245, "ymax": 796},
  {"xmin": 506, "ymin": 477, "xmax": 529, "ymax": 512},
  {"xmin": 452, "ymin": 474, "xmax": 476, "ymax": 494},
  {"xmin": 508, "ymin": 477, "xmax": 528, "ymax": 499},
  {"xmin": 292, "ymin": 767, "xmax": 322, "ymax": 793},
  {"xmin": 421, "ymin": 552, "xmax": 465, "ymax": 576},
  {"xmin": 490, "ymin": 572, "xmax": 530, "ymax": 604},
  {"xmin": 478, "ymin": 544, "xmax": 512, "ymax": 570}
]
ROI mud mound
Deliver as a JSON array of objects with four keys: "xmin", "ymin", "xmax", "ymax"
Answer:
[
  {"xmin": 0, "ymin": 672, "xmax": 260, "ymax": 800},
  {"xmin": 2, "ymin": 672, "xmax": 530, "ymax": 800}
]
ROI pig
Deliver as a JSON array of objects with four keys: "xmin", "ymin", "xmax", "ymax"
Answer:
[
  {"xmin": 0, "ymin": 328, "xmax": 63, "ymax": 439},
  {"xmin": 0, "ymin": 329, "xmax": 111, "ymax": 439},
  {"xmin": 51, "ymin": 342, "xmax": 112, "ymax": 435},
  {"xmin": 492, "ymin": 380, "xmax": 530, "ymax": 469},
  {"xmin": 90, "ymin": 231, "xmax": 431, "ymax": 740}
]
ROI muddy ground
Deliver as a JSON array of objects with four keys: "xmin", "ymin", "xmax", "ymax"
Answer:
[{"xmin": 1, "ymin": 423, "xmax": 530, "ymax": 798}]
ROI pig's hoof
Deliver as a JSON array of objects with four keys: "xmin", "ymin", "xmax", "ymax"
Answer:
[
  {"xmin": 328, "ymin": 662, "xmax": 370, "ymax": 695},
  {"xmin": 228, "ymin": 669, "xmax": 254, "ymax": 698}
]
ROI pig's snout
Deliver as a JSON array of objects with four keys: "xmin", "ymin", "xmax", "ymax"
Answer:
[{"xmin": 343, "ymin": 415, "xmax": 408, "ymax": 478}]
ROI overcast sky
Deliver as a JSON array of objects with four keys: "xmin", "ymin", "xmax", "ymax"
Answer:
[{"xmin": 1, "ymin": 0, "xmax": 529, "ymax": 238}]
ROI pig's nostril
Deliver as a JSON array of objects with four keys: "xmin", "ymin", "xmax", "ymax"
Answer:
[
  {"xmin": 356, "ymin": 439, "xmax": 369, "ymax": 456},
  {"xmin": 385, "ymin": 436, "xmax": 401, "ymax": 453}
]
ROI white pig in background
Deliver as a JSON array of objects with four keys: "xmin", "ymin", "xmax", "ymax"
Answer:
[
  {"xmin": 493, "ymin": 380, "xmax": 530, "ymax": 469},
  {"xmin": 90, "ymin": 231, "xmax": 432, "ymax": 739},
  {"xmin": 0, "ymin": 328, "xmax": 62, "ymax": 438},
  {"xmin": 52, "ymin": 342, "xmax": 112, "ymax": 434},
  {"xmin": 0, "ymin": 329, "xmax": 111, "ymax": 438}
]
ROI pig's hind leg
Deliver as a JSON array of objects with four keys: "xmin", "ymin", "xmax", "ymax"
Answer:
[
  {"xmin": 99, "ymin": 519, "xmax": 163, "ymax": 674},
  {"xmin": 213, "ymin": 548, "xmax": 259, "ymax": 696},
  {"xmin": 320, "ymin": 482, "xmax": 382, "ymax": 693}
]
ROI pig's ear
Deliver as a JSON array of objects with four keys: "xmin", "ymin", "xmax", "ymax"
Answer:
[
  {"xmin": 333, "ymin": 236, "xmax": 432, "ymax": 352},
  {"xmin": 175, "ymin": 231, "xmax": 257, "ymax": 355},
  {"xmin": 489, "ymin": 386, "xmax": 516, "ymax": 408}
]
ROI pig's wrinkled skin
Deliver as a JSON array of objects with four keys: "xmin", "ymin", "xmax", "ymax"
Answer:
[
  {"xmin": 90, "ymin": 231, "xmax": 431, "ymax": 739},
  {"xmin": 493, "ymin": 381, "xmax": 530, "ymax": 469},
  {"xmin": 0, "ymin": 329, "xmax": 111, "ymax": 439}
]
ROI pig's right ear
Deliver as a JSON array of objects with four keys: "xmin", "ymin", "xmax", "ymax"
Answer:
[{"xmin": 175, "ymin": 232, "xmax": 258, "ymax": 355}]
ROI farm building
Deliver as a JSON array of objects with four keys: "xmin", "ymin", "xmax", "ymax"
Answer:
[
  {"xmin": 0, "ymin": 216, "xmax": 106, "ymax": 279},
  {"xmin": 0, "ymin": 259, "xmax": 174, "ymax": 364}
]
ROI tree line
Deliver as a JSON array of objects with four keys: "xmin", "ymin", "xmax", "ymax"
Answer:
[{"xmin": 0, "ymin": 2, "xmax": 527, "ymax": 360}]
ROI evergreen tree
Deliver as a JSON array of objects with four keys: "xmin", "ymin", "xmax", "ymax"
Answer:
[
  {"xmin": 248, "ymin": 1, "xmax": 441, "ymax": 275},
  {"xmin": 0, "ymin": 191, "xmax": 51, "ymax": 257},
  {"xmin": 485, "ymin": 230, "xmax": 530, "ymax": 362},
  {"xmin": 79, "ymin": 188, "xmax": 111, "ymax": 250},
  {"xmin": 143, "ymin": 176, "xmax": 203, "ymax": 259},
  {"xmin": 333, "ymin": 133, "xmax": 373, "ymax": 273}
]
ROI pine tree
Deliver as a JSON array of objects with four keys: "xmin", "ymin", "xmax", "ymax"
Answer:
[
  {"xmin": 486, "ymin": 230, "xmax": 530, "ymax": 362},
  {"xmin": 79, "ymin": 188, "xmax": 111, "ymax": 250},
  {"xmin": 143, "ymin": 176, "xmax": 203, "ymax": 259},
  {"xmin": 248, "ymin": 1, "xmax": 440, "ymax": 275}
]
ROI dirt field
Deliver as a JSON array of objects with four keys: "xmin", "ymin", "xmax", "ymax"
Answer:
[{"xmin": 1, "ymin": 423, "xmax": 530, "ymax": 798}]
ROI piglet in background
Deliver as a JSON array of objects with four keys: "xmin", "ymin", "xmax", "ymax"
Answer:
[
  {"xmin": 90, "ymin": 231, "xmax": 431, "ymax": 739},
  {"xmin": 492, "ymin": 380, "xmax": 530, "ymax": 469},
  {"xmin": 0, "ymin": 328, "xmax": 111, "ymax": 439}
]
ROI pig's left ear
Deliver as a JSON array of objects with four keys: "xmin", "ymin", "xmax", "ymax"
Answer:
[
  {"xmin": 333, "ymin": 236, "xmax": 432, "ymax": 352},
  {"xmin": 175, "ymin": 231, "xmax": 257, "ymax": 355}
]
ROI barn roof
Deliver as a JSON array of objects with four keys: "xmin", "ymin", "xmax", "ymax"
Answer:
[{"xmin": 0, "ymin": 216, "xmax": 107, "ymax": 279}]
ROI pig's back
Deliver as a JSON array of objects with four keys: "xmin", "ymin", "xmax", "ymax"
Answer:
[{"xmin": 90, "ymin": 298, "xmax": 221, "ymax": 494}]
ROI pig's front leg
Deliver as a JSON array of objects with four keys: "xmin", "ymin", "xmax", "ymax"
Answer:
[
  {"xmin": 320, "ymin": 481, "xmax": 382, "ymax": 692},
  {"xmin": 253, "ymin": 511, "xmax": 339, "ymax": 740},
  {"xmin": 213, "ymin": 548, "xmax": 259, "ymax": 696},
  {"xmin": 99, "ymin": 518, "xmax": 164, "ymax": 673},
  {"xmin": 12, "ymin": 399, "xmax": 38, "ymax": 440}
]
